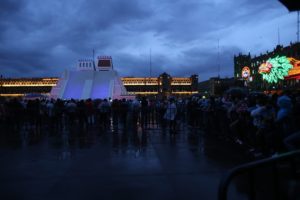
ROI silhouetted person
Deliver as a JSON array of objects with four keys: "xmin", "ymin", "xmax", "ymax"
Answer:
[
  {"xmin": 141, "ymin": 97, "xmax": 148, "ymax": 128},
  {"xmin": 120, "ymin": 98, "xmax": 128, "ymax": 128},
  {"xmin": 111, "ymin": 99, "xmax": 119, "ymax": 131},
  {"xmin": 164, "ymin": 98, "xmax": 177, "ymax": 135},
  {"xmin": 98, "ymin": 99, "xmax": 110, "ymax": 129}
]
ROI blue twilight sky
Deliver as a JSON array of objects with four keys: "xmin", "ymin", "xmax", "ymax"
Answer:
[{"xmin": 0, "ymin": 0, "xmax": 298, "ymax": 81}]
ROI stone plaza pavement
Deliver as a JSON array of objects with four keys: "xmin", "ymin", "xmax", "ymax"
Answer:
[{"xmin": 0, "ymin": 124, "xmax": 250, "ymax": 200}]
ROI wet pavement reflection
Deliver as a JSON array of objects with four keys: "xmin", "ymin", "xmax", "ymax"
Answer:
[{"xmin": 0, "ymin": 121, "xmax": 250, "ymax": 200}]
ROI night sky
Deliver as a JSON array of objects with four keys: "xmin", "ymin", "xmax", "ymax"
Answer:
[{"xmin": 0, "ymin": 0, "xmax": 298, "ymax": 81}]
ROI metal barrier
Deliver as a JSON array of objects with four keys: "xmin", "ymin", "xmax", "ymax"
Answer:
[{"xmin": 218, "ymin": 150, "xmax": 300, "ymax": 200}]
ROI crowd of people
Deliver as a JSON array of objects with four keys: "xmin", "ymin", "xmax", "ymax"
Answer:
[
  {"xmin": 0, "ymin": 89, "xmax": 299, "ymax": 157},
  {"xmin": 0, "ymin": 97, "xmax": 179, "ymax": 134},
  {"xmin": 186, "ymin": 90, "xmax": 300, "ymax": 156}
]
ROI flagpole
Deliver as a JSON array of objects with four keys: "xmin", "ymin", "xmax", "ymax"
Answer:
[
  {"xmin": 297, "ymin": 11, "xmax": 299, "ymax": 42},
  {"xmin": 149, "ymin": 48, "xmax": 152, "ymax": 77},
  {"xmin": 93, "ymin": 49, "xmax": 96, "ymax": 71}
]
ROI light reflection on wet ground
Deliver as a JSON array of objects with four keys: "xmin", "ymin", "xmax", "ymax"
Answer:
[{"xmin": 0, "ymin": 122, "xmax": 250, "ymax": 200}]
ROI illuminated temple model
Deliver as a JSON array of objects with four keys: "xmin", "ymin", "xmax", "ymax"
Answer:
[{"xmin": 50, "ymin": 56, "xmax": 129, "ymax": 99}]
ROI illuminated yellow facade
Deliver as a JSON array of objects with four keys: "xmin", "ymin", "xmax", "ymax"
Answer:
[
  {"xmin": 121, "ymin": 77, "xmax": 193, "ymax": 86},
  {"xmin": 121, "ymin": 77, "xmax": 160, "ymax": 86},
  {"xmin": 1, "ymin": 78, "xmax": 58, "ymax": 87},
  {"xmin": 0, "ymin": 73, "xmax": 198, "ymax": 97}
]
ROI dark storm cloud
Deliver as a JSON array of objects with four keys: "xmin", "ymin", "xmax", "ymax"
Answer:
[
  {"xmin": 0, "ymin": 0, "xmax": 25, "ymax": 19},
  {"xmin": 0, "ymin": 0, "xmax": 153, "ymax": 77},
  {"xmin": 174, "ymin": 45, "xmax": 242, "ymax": 78},
  {"xmin": 113, "ymin": 52, "xmax": 171, "ymax": 77},
  {"xmin": 0, "ymin": 0, "xmax": 24, "ymax": 37},
  {"xmin": 0, "ymin": 0, "xmax": 296, "ymax": 80}
]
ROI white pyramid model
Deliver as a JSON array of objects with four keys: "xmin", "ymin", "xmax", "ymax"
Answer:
[{"xmin": 50, "ymin": 56, "xmax": 129, "ymax": 100}]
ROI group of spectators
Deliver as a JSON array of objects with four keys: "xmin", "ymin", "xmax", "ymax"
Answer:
[
  {"xmin": 0, "ymin": 89, "xmax": 299, "ymax": 156},
  {"xmin": 186, "ymin": 90, "xmax": 300, "ymax": 156},
  {"xmin": 0, "ymin": 97, "xmax": 180, "ymax": 133}
]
